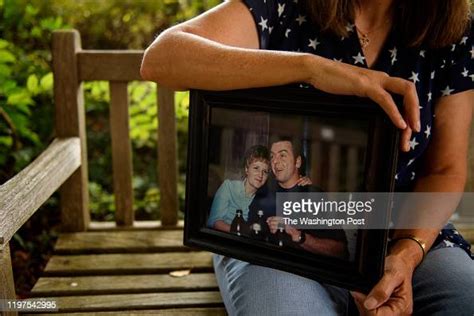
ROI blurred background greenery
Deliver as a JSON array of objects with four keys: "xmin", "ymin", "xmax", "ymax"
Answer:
[{"xmin": 0, "ymin": 0, "xmax": 220, "ymax": 294}]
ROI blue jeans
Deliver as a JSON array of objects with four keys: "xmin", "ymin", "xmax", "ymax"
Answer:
[{"xmin": 213, "ymin": 247, "xmax": 474, "ymax": 315}]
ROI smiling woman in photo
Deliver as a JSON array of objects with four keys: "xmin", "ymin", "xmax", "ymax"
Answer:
[{"xmin": 207, "ymin": 145, "xmax": 271, "ymax": 233}]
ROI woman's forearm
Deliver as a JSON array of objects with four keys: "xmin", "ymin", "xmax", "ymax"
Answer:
[
  {"xmin": 140, "ymin": 30, "xmax": 314, "ymax": 91},
  {"xmin": 390, "ymin": 172, "xmax": 466, "ymax": 269}
]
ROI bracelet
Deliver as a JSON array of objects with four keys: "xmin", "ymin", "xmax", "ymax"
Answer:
[{"xmin": 389, "ymin": 235, "xmax": 426, "ymax": 261}]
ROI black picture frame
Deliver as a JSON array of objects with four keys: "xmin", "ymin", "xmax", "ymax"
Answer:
[{"xmin": 184, "ymin": 86, "xmax": 399, "ymax": 293}]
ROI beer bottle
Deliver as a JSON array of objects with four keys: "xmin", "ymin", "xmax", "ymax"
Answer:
[
  {"xmin": 250, "ymin": 210, "xmax": 268, "ymax": 241},
  {"xmin": 230, "ymin": 209, "xmax": 247, "ymax": 236},
  {"xmin": 275, "ymin": 222, "xmax": 286, "ymax": 247}
]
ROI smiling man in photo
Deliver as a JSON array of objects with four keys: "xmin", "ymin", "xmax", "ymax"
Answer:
[{"xmin": 248, "ymin": 136, "xmax": 348, "ymax": 259}]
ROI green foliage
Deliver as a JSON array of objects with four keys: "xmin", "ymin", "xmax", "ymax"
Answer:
[
  {"xmin": 0, "ymin": 1, "xmax": 68, "ymax": 180},
  {"xmin": 1, "ymin": 0, "xmax": 219, "ymax": 220}
]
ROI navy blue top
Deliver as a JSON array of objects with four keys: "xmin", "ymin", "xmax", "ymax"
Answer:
[{"xmin": 243, "ymin": 0, "xmax": 473, "ymax": 256}]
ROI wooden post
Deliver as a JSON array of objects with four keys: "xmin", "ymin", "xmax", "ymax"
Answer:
[
  {"xmin": 53, "ymin": 30, "xmax": 90, "ymax": 232},
  {"xmin": 109, "ymin": 82, "xmax": 134, "ymax": 226},
  {"xmin": 157, "ymin": 86, "xmax": 178, "ymax": 226},
  {"xmin": 0, "ymin": 244, "xmax": 17, "ymax": 316}
]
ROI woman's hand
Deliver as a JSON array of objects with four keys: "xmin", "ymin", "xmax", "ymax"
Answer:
[
  {"xmin": 296, "ymin": 175, "xmax": 313, "ymax": 186},
  {"xmin": 351, "ymin": 250, "xmax": 419, "ymax": 315},
  {"xmin": 306, "ymin": 56, "xmax": 420, "ymax": 152}
]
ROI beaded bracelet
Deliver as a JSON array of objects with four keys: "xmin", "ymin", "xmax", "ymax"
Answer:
[{"xmin": 389, "ymin": 235, "xmax": 426, "ymax": 261}]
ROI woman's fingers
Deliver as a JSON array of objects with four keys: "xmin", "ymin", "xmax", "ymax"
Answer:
[
  {"xmin": 351, "ymin": 292, "xmax": 376, "ymax": 316},
  {"xmin": 400, "ymin": 126, "xmax": 412, "ymax": 152},
  {"xmin": 364, "ymin": 273, "xmax": 402, "ymax": 310},
  {"xmin": 366, "ymin": 86, "xmax": 407, "ymax": 130},
  {"xmin": 383, "ymin": 77, "xmax": 420, "ymax": 132}
]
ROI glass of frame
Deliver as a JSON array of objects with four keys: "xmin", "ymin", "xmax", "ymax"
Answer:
[{"xmin": 184, "ymin": 86, "xmax": 399, "ymax": 292}]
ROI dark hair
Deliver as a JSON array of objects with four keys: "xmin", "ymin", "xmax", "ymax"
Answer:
[
  {"xmin": 270, "ymin": 136, "xmax": 303, "ymax": 159},
  {"xmin": 304, "ymin": 0, "xmax": 471, "ymax": 48},
  {"xmin": 243, "ymin": 145, "xmax": 270, "ymax": 169},
  {"xmin": 269, "ymin": 136, "xmax": 306, "ymax": 175}
]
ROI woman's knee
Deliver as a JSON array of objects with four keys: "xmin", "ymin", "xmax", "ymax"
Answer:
[
  {"xmin": 213, "ymin": 256, "xmax": 347, "ymax": 315},
  {"xmin": 413, "ymin": 247, "xmax": 474, "ymax": 315}
]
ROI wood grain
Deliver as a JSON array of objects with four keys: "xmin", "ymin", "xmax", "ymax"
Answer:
[
  {"xmin": 109, "ymin": 82, "xmax": 134, "ymax": 226},
  {"xmin": 78, "ymin": 51, "xmax": 143, "ymax": 81},
  {"xmin": 54, "ymin": 230, "xmax": 187, "ymax": 254},
  {"xmin": 0, "ymin": 138, "xmax": 80, "ymax": 245},
  {"xmin": 32, "ymin": 292, "xmax": 222, "ymax": 313},
  {"xmin": 52, "ymin": 30, "xmax": 90, "ymax": 232},
  {"xmin": 0, "ymin": 244, "xmax": 17, "ymax": 316},
  {"xmin": 88, "ymin": 220, "xmax": 184, "ymax": 231},
  {"xmin": 157, "ymin": 86, "xmax": 178, "ymax": 226},
  {"xmin": 26, "ymin": 307, "xmax": 227, "ymax": 316},
  {"xmin": 31, "ymin": 273, "xmax": 218, "ymax": 296},
  {"xmin": 44, "ymin": 252, "xmax": 213, "ymax": 276}
]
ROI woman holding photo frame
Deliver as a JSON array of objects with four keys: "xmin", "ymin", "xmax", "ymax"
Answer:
[{"xmin": 141, "ymin": 0, "xmax": 473, "ymax": 315}]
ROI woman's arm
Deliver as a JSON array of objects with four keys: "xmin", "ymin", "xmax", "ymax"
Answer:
[
  {"xmin": 207, "ymin": 180, "xmax": 233, "ymax": 229},
  {"xmin": 352, "ymin": 90, "xmax": 473, "ymax": 315},
  {"xmin": 140, "ymin": 0, "xmax": 420, "ymax": 147}
]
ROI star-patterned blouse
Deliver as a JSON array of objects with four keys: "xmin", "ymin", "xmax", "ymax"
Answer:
[{"xmin": 242, "ymin": 0, "xmax": 473, "ymax": 257}]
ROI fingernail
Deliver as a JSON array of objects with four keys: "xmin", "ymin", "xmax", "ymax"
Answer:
[
  {"xmin": 400, "ymin": 120, "xmax": 407, "ymax": 129},
  {"xmin": 415, "ymin": 121, "xmax": 421, "ymax": 133},
  {"xmin": 364, "ymin": 297, "xmax": 378, "ymax": 309}
]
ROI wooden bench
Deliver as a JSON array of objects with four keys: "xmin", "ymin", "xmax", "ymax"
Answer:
[{"xmin": 0, "ymin": 29, "xmax": 225, "ymax": 315}]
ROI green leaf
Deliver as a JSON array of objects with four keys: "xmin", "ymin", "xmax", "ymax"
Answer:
[
  {"xmin": 7, "ymin": 91, "xmax": 33, "ymax": 106},
  {"xmin": 0, "ymin": 39, "xmax": 9, "ymax": 49},
  {"xmin": 0, "ymin": 80, "xmax": 17, "ymax": 94},
  {"xmin": 25, "ymin": 4, "xmax": 39, "ymax": 16},
  {"xmin": 14, "ymin": 102, "xmax": 32, "ymax": 115},
  {"xmin": 0, "ymin": 49, "xmax": 16, "ymax": 63},
  {"xmin": 27, "ymin": 74, "xmax": 39, "ymax": 94},
  {"xmin": 0, "ymin": 64, "xmax": 12, "ymax": 78},
  {"xmin": 0, "ymin": 136, "xmax": 13, "ymax": 147},
  {"xmin": 40, "ymin": 72, "xmax": 53, "ymax": 91},
  {"xmin": 31, "ymin": 26, "xmax": 42, "ymax": 38}
]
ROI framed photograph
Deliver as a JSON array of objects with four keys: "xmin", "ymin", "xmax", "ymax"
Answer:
[{"xmin": 184, "ymin": 86, "xmax": 399, "ymax": 292}]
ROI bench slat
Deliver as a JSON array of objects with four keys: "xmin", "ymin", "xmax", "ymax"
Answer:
[
  {"xmin": 25, "ymin": 307, "xmax": 226, "ymax": 316},
  {"xmin": 31, "ymin": 273, "xmax": 218, "ymax": 296},
  {"xmin": 44, "ymin": 252, "xmax": 213, "ymax": 276},
  {"xmin": 0, "ymin": 138, "xmax": 81, "ymax": 244},
  {"xmin": 78, "ymin": 51, "xmax": 143, "ymax": 81},
  {"xmin": 35, "ymin": 291, "xmax": 223, "ymax": 313},
  {"xmin": 54, "ymin": 230, "xmax": 187, "ymax": 254},
  {"xmin": 109, "ymin": 81, "xmax": 134, "ymax": 226}
]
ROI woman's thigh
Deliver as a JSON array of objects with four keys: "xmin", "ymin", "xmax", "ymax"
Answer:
[
  {"xmin": 413, "ymin": 247, "xmax": 474, "ymax": 315},
  {"xmin": 213, "ymin": 254, "xmax": 349, "ymax": 316}
]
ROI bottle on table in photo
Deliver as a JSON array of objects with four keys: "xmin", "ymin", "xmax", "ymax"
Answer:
[
  {"xmin": 250, "ymin": 210, "xmax": 268, "ymax": 241},
  {"xmin": 275, "ymin": 222, "xmax": 287, "ymax": 247},
  {"xmin": 230, "ymin": 209, "xmax": 247, "ymax": 236}
]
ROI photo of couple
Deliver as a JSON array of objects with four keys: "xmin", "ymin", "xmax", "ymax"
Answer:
[{"xmin": 205, "ymin": 108, "xmax": 371, "ymax": 261}]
